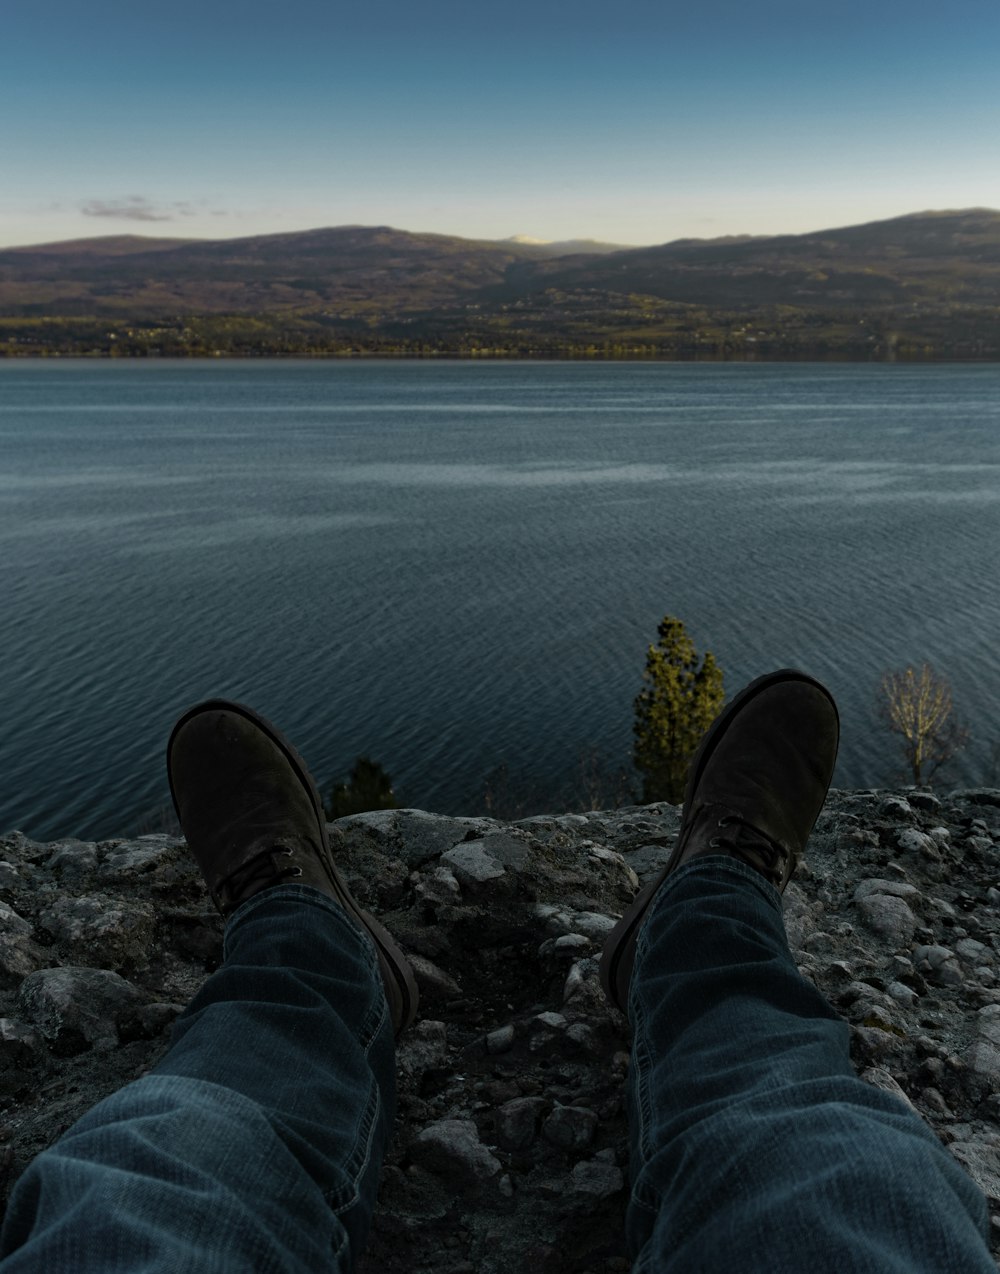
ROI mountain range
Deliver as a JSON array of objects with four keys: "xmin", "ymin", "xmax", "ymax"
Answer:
[{"xmin": 2, "ymin": 209, "xmax": 999, "ymax": 358}]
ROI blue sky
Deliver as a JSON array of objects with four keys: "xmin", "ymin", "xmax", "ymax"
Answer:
[{"xmin": 2, "ymin": 0, "xmax": 999, "ymax": 248}]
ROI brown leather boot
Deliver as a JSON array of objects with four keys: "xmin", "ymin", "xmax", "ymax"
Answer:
[
  {"xmin": 599, "ymin": 669, "xmax": 839, "ymax": 1018},
  {"xmin": 167, "ymin": 699, "xmax": 418, "ymax": 1037}
]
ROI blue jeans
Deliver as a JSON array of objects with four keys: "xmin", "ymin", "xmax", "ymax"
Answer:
[
  {"xmin": 0, "ymin": 868, "xmax": 995, "ymax": 1272},
  {"xmin": 627, "ymin": 856, "xmax": 995, "ymax": 1272},
  {"xmin": 0, "ymin": 886, "xmax": 395, "ymax": 1273}
]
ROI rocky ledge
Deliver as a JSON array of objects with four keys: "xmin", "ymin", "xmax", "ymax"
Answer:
[{"xmin": 1, "ymin": 789, "xmax": 1000, "ymax": 1272}]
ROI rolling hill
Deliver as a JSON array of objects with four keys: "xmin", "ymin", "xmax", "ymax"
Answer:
[{"xmin": 2, "ymin": 210, "xmax": 999, "ymax": 358}]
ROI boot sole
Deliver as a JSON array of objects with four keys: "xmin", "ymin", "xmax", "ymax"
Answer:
[
  {"xmin": 167, "ymin": 698, "xmax": 419, "ymax": 1036},
  {"xmin": 598, "ymin": 668, "xmax": 836, "ymax": 1017}
]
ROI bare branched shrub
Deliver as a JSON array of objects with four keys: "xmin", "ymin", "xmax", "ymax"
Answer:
[{"xmin": 878, "ymin": 663, "xmax": 969, "ymax": 785}]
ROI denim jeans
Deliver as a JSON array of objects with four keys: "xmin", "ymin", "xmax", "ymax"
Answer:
[
  {"xmin": 1, "ymin": 866, "xmax": 996, "ymax": 1273},
  {"xmin": 627, "ymin": 855, "xmax": 996, "ymax": 1273},
  {"xmin": 0, "ymin": 885, "xmax": 395, "ymax": 1273}
]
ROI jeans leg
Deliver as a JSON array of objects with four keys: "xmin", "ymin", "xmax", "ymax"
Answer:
[
  {"xmin": 627, "ymin": 856, "xmax": 994, "ymax": 1274},
  {"xmin": 0, "ymin": 884, "xmax": 395, "ymax": 1274}
]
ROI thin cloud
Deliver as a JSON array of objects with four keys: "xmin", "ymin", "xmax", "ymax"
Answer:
[{"xmin": 80, "ymin": 196, "xmax": 203, "ymax": 222}]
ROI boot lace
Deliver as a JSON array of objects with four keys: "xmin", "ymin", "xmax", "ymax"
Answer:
[
  {"xmin": 707, "ymin": 815, "xmax": 787, "ymax": 888},
  {"xmin": 215, "ymin": 846, "xmax": 303, "ymax": 912}
]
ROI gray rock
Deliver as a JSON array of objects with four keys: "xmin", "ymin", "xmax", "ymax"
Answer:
[
  {"xmin": 98, "ymin": 836, "xmax": 181, "ymax": 879},
  {"xmin": 397, "ymin": 1019, "xmax": 448, "ymax": 1081},
  {"xmin": 0, "ymin": 902, "xmax": 33, "ymax": 938},
  {"xmin": 909, "ymin": 792, "xmax": 942, "ymax": 813},
  {"xmin": 0, "ymin": 863, "xmax": 22, "ymax": 891},
  {"xmin": 966, "ymin": 1007, "xmax": 1000, "ymax": 1091},
  {"xmin": 562, "ymin": 957, "xmax": 606, "ymax": 1015},
  {"xmin": 566, "ymin": 912, "xmax": 615, "ymax": 940},
  {"xmin": 45, "ymin": 841, "xmax": 99, "ymax": 876},
  {"xmin": 0, "ymin": 1018, "xmax": 44, "ymax": 1069},
  {"xmin": 897, "ymin": 828, "xmax": 940, "ymax": 858},
  {"xmin": 485, "ymin": 1024, "xmax": 515, "ymax": 1055},
  {"xmin": 950, "ymin": 1141, "xmax": 1000, "ymax": 1206},
  {"xmin": 477, "ymin": 832, "xmax": 534, "ymax": 872},
  {"xmin": 39, "ymin": 895, "xmax": 155, "ymax": 970},
  {"xmin": 956, "ymin": 939, "xmax": 993, "ymax": 966},
  {"xmin": 18, "ymin": 966, "xmax": 147, "ymax": 1053},
  {"xmin": 553, "ymin": 934, "xmax": 591, "ymax": 953},
  {"xmin": 0, "ymin": 926, "xmax": 48, "ymax": 985},
  {"xmin": 854, "ymin": 894, "xmax": 917, "ymax": 947},
  {"xmin": 441, "ymin": 843, "xmax": 506, "ymax": 891},
  {"xmin": 542, "ymin": 1104, "xmax": 598, "ymax": 1151},
  {"xmin": 853, "ymin": 878, "xmax": 921, "ymax": 902},
  {"xmin": 950, "ymin": 789, "xmax": 1000, "ymax": 809},
  {"xmin": 496, "ymin": 1097, "xmax": 545, "ymax": 1150},
  {"xmin": 913, "ymin": 944, "xmax": 964, "ymax": 987},
  {"xmin": 410, "ymin": 1118, "xmax": 501, "ymax": 1182},
  {"xmin": 570, "ymin": 1158, "xmax": 625, "ymax": 1199},
  {"xmin": 408, "ymin": 953, "xmax": 462, "ymax": 1000},
  {"xmin": 879, "ymin": 797, "xmax": 915, "ymax": 821},
  {"xmin": 859, "ymin": 1067, "xmax": 918, "ymax": 1112}
]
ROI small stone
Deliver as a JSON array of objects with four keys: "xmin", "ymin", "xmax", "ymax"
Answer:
[
  {"xmin": 566, "ymin": 912, "xmax": 615, "ymax": 940},
  {"xmin": 496, "ymin": 1097, "xmax": 545, "ymax": 1150},
  {"xmin": 410, "ymin": 1118, "xmax": 501, "ymax": 1183},
  {"xmin": 412, "ymin": 866, "xmax": 461, "ymax": 908},
  {"xmin": 949, "ymin": 1141, "xmax": 1000, "ymax": 1207},
  {"xmin": 570, "ymin": 1158, "xmax": 624, "ymax": 1199},
  {"xmin": 854, "ymin": 894, "xmax": 917, "ymax": 947},
  {"xmin": 408, "ymin": 954, "xmax": 462, "ymax": 1000},
  {"xmin": 887, "ymin": 981, "xmax": 918, "ymax": 1007},
  {"xmin": 0, "ymin": 1018, "xmax": 44, "ymax": 1069},
  {"xmin": 853, "ymin": 878, "xmax": 920, "ymax": 902},
  {"xmin": 397, "ymin": 1019, "xmax": 449, "ymax": 1080},
  {"xmin": 0, "ymin": 864, "xmax": 22, "ymax": 891},
  {"xmin": 18, "ymin": 966, "xmax": 147, "ymax": 1053},
  {"xmin": 46, "ymin": 841, "xmax": 99, "ymax": 876},
  {"xmin": 440, "ymin": 843, "xmax": 505, "ymax": 891},
  {"xmin": 0, "ymin": 902, "xmax": 33, "ymax": 938},
  {"xmin": 542, "ymin": 1103, "xmax": 598, "ymax": 1151},
  {"xmin": 566, "ymin": 1022, "xmax": 598, "ymax": 1053},
  {"xmin": 40, "ymin": 895, "xmax": 155, "ymax": 970},
  {"xmin": 909, "ymin": 792, "xmax": 941, "ymax": 813},
  {"xmin": 98, "ymin": 836, "xmax": 180, "ymax": 879},
  {"xmin": 0, "ymin": 932, "xmax": 47, "ymax": 985},
  {"xmin": 859, "ymin": 1067, "xmax": 917, "ymax": 1112},
  {"xmin": 485, "ymin": 1024, "xmax": 515, "ymax": 1055},
  {"xmin": 554, "ymin": 934, "xmax": 591, "ymax": 952},
  {"xmin": 897, "ymin": 828, "xmax": 940, "ymax": 858},
  {"xmin": 563, "ymin": 958, "xmax": 599, "ymax": 1004},
  {"xmin": 879, "ymin": 797, "xmax": 914, "ymax": 820},
  {"xmin": 913, "ymin": 944, "xmax": 964, "ymax": 987},
  {"xmin": 533, "ymin": 1011, "xmax": 567, "ymax": 1031},
  {"xmin": 956, "ymin": 938, "xmax": 992, "ymax": 965}
]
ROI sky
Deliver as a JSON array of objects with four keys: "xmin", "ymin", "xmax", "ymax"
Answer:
[{"xmin": 2, "ymin": 0, "xmax": 999, "ymax": 249}]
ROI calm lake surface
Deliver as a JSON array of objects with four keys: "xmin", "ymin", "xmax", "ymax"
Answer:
[{"xmin": 2, "ymin": 359, "xmax": 999, "ymax": 841}]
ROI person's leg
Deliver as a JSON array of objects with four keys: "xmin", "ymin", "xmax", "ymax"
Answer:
[
  {"xmin": 1, "ymin": 696, "xmax": 419, "ymax": 1273},
  {"xmin": 601, "ymin": 669, "xmax": 994, "ymax": 1272},
  {"xmin": 626, "ymin": 856, "xmax": 994, "ymax": 1273},
  {"xmin": 0, "ymin": 882, "xmax": 394, "ymax": 1274}
]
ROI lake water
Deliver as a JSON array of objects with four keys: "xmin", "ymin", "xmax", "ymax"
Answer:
[{"xmin": 2, "ymin": 359, "xmax": 999, "ymax": 842}]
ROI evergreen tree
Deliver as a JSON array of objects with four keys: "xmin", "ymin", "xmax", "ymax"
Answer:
[
  {"xmin": 327, "ymin": 756, "xmax": 399, "ymax": 819},
  {"xmin": 633, "ymin": 616, "xmax": 724, "ymax": 803}
]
